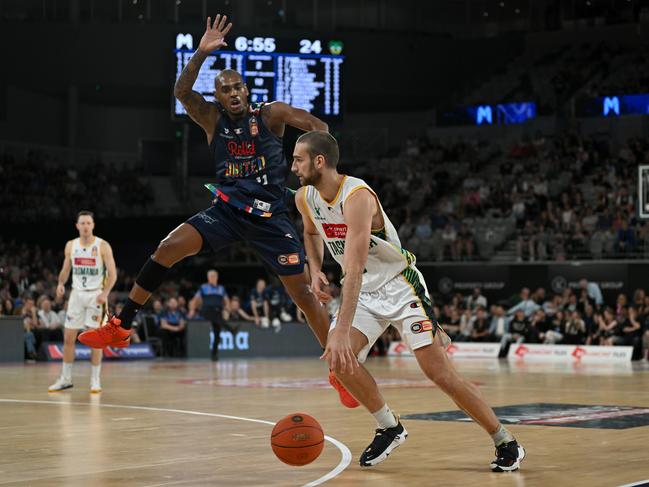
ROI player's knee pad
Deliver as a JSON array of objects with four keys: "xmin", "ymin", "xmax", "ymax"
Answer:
[{"xmin": 135, "ymin": 257, "xmax": 170, "ymax": 293}]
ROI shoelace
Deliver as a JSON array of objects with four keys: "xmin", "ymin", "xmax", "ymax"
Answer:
[{"xmin": 98, "ymin": 321, "xmax": 121, "ymax": 338}]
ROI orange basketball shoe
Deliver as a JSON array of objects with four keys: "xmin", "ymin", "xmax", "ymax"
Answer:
[
  {"xmin": 78, "ymin": 316, "xmax": 131, "ymax": 349},
  {"xmin": 329, "ymin": 370, "xmax": 360, "ymax": 408}
]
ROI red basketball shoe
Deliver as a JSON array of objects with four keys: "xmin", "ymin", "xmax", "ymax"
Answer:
[
  {"xmin": 78, "ymin": 316, "xmax": 131, "ymax": 349},
  {"xmin": 329, "ymin": 370, "xmax": 360, "ymax": 408}
]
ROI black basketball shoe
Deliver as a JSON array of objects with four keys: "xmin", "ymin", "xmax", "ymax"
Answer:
[
  {"xmin": 490, "ymin": 440, "xmax": 526, "ymax": 472},
  {"xmin": 359, "ymin": 421, "xmax": 408, "ymax": 467}
]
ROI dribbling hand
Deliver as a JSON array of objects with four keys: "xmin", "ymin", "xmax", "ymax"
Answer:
[{"xmin": 198, "ymin": 14, "xmax": 233, "ymax": 54}]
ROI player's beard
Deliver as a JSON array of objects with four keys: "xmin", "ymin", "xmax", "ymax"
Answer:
[{"xmin": 300, "ymin": 163, "xmax": 321, "ymax": 187}]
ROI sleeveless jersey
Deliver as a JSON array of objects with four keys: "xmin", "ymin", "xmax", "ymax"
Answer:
[
  {"xmin": 71, "ymin": 237, "xmax": 105, "ymax": 291},
  {"xmin": 208, "ymin": 102, "xmax": 288, "ymax": 217},
  {"xmin": 303, "ymin": 176, "xmax": 416, "ymax": 293}
]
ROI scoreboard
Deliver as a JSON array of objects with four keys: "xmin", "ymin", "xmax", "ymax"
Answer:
[{"xmin": 174, "ymin": 33, "xmax": 344, "ymax": 118}]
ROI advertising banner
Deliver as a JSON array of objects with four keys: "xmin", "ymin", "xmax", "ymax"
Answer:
[{"xmin": 507, "ymin": 344, "xmax": 633, "ymax": 363}]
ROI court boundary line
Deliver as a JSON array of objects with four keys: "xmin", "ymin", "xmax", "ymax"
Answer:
[{"xmin": 0, "ymin": 399, "xmax": 352, "ymax": 487}]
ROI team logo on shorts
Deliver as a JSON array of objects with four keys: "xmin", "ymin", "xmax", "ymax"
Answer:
[
  {"xmin": 410, "ymin": 320, "xmax": 433, "ymax": 334},
  {"xmin": 91, "ymin": 315, "xmax": 99, "ymax": 322},
  {"xmin": 278, "ymin": 253, "xmax": 300, "ymax": 265},
  {"xmin": 409, "ymin": 301, "xmax": 420, "ymax": 308}
]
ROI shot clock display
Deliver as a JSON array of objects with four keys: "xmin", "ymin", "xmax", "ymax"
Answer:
[{"xmin": 174, "ymin": 33, "xmax": 344, "ymax": 118}]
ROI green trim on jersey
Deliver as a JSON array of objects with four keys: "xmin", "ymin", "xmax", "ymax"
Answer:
[{"xmin": 401, "ymin": 266, "xmax": 436, "ymax": 325}]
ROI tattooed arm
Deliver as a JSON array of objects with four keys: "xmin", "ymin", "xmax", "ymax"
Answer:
[{"xmin": 173, "ymin": 15, "xmax": 232, "ymax": 139}]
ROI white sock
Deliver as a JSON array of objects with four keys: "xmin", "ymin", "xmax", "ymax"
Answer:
[
  {"xmin": 91, "ymin": 365, "xmax": 101, "ymax": 382},
  {"xmin": 62, "ymin": 362, "xmax": 73, "ymax": 382},
  {"xmin": 372, "ymin": 404, "xmax": 398, "ymax": 429},
  {"xmin": 490, "ymin": 424, "xmax": 515, "ymax": 446}
]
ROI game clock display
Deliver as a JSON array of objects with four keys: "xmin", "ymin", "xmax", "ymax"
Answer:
[{"xmin": 174, "ymin": 33, "xmax": 344, "ymax": 118}]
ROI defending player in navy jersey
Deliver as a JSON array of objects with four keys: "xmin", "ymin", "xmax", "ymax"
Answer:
[{"xmin": 79, "ymin": 14, "xmax": 358, "ymax": 408}]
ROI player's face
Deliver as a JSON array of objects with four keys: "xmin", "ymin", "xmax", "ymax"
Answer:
[
  {"xmin": 207, "ymin": 271, "xmax": 218, "ymax": 285},
  {"xmin": 291, "ymin": 143, "xmax": 321, "ymax": 186},
  {"xmin": 75, "ymin": 215, "xmax": 94, "ymax": 237},
  {"xmin": 215, "ymin": 75, "xmax": 249, "ymax": 116}
]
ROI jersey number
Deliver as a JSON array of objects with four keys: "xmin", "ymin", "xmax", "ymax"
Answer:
[
  {"xmin": 82, "ymin": 276, "xmax": 87, "ymax": 288},
  {"xmin": 256, "ymin": 174, "xmax": 268, "ymax": 185}
]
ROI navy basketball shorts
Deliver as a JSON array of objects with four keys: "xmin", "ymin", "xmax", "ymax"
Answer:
[{"xmin": 186, "ymin": 200, "xmax": 305, "ymax": 276}]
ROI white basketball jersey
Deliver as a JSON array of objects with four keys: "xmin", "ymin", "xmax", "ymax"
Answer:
[
  {"xmin": 303, "ymin": 176, "xmax": 415, "ymax": 292},
  {"xmin": 71, "ymin": 237, "xmax": 105, "ymax": 291}
]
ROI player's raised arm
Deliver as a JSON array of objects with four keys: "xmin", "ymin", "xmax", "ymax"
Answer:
[
  {"xmin": 264, "ymin": 102, "xmax": 329, "ymax": 133},
  {"xmin": 295, "ymin": 187, "xmax": 330, "ymax": 302},
  {"xmin": 174, "ymin": 15, "xmax": 232, "ymax": 136}
]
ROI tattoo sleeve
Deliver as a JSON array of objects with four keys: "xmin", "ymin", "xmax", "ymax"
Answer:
[{"xmin": 173, "ymin": 50, "xmax": 215, "ymax": 130}]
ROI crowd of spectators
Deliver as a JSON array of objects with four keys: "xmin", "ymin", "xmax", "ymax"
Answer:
[
  {"xmin": 424, "ymin": 282, "xmax": 649, "ymax": 360},
  {"xmin": 0, "ymin": 149, "xmax": 154, "ymax": 223},
  {"xmin": 364, "ymin": 133, "xmax": 649, "ymax": 262}
]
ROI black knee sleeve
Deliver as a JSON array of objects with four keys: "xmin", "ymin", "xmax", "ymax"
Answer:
[{"xmin": 135, "ymin": 257, "xmax": 170, "ymax": 293}]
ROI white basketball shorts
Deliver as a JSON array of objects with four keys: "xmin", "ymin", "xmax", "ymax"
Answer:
[
  {"xmin": 65, "ymin": 289, "xmax": 107, "ymax": 330},
  {"xmin": 330, "ymin": 265, "xmax": 450, "ymax": 362}
]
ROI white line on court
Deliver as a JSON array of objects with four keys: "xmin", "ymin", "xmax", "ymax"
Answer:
[
  {"xmin": 0, "ymin": 398, "xmax": 352, "ymax": 487},
  {"xmin": 617, "ymin": 480, "xmax": 649, "ymax": 487}
]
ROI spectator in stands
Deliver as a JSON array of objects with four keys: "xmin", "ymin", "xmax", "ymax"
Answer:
[
  {"xmin": 469, "ymin": 307, "xmax": 492, "ymax": 342},
  {"xmin": 36, "ymin": 295, "xmax": 63, "ymax": 342},
  {"xmin": 507, "ymin": 288, "xmax": 540, "ymax": 317},
  {"xmin": 517, "ymin": 221, "xmax": 537, "ymax": 262},
  {"xmin": 440, "ymin": 308, "xmax": 462, "ymax": 341},
  {"xmin": 250, "ymin": 278, "xmax": 269, "ymax": 328},
  {"xmin": 500, "ymin": 309, "xmax": 529, "ymax": 354},
  {"xmin": 159, "ymin": 297, "xmax": 186, "ymax": 357},
  {"xmin": 439, "ymin": 223, "xmax": 458, "ymax": 261},
  {"xmin": 616, "ymin": 220, "xmax": 636, "ymax": 256},
  {"xmin": 596, "ymin": 308, "xmax": 618, "ymax": 346},
  {"xmin": 543, "ymin": 309, "xmax": 565, "ymax": 344},
  {"xmin": 455, "ymin": 224, "xmax": 475, "ymax": 261},
  {"xmin": 563, "ymin": 310, "xmax": 587, "ymax": 344},
  {"xmin": 466, "ymin": 287, "xmax": 487, "ymax": 311},
  {"xmin": 225, "ymin": 295, "xmax": 255, "ymax": 323},
  {"xmin": 579, "ymin": 279, "xmax": 603, "ymax": 308},
  {"xmin": 264, "ymin": 279, "xmax": 292, "ymax": 331},
  {"xmin": 613, "ymin": 306, "xmax": 642, "ymax": 347},
  {"xmin": 488, "ymin": 305, "xmax": 508, "ymax": 342}
]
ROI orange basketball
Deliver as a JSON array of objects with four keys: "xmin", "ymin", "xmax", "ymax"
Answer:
[{"xmin": 270, "ymin": 413, "xmax": 324, "ymax": 466}]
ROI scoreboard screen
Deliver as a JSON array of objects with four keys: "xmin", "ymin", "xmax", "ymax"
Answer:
[{"xmin": 174, "ymin": 33, "xmax": 344, "ymax": 118}]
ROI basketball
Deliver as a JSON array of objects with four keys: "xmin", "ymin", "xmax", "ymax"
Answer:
[{"xmin": 270, "ymin": 413, "xmax": 324, "ymax": 466}]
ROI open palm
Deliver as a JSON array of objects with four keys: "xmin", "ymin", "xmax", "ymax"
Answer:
[{"xmin": 198, "ymin": 14, "xmax": 232, "ymax": 53}]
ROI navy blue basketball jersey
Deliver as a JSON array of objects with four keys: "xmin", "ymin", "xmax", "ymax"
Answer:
[{"xmin": 208, "ymin": 102, "xmax": 288, "ymax": 217}]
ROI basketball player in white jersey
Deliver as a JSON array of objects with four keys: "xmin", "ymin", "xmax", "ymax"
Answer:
[
  {"xmin": 49, "ymin": 211, "xmax": 117, "ymax": 393},
  {"xmin": 292, "ymin": 132, "xmax": 526, "ymax": 472}
]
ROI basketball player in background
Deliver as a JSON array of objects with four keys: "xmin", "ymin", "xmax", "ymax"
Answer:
[
  {"xmin": 293, "ymin": 132, "xmax": 526, "ymax": 472},
  {"xmin": 78, "ymin": 14, "xmax": 357, "ymax": 408},
  {"xmin": 49, "ymin": 211, "xmax": 117, "ymax": 393}
]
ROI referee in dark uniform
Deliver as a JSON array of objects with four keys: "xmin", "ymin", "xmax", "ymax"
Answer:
[{"xmin": 188, "ymin": 269, "xmax": 230, "ymax": 360}]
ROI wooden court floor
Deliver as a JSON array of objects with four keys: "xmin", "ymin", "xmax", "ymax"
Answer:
[{"xmin": 1, "ymin": 356, "xmax": 648, "ymax": 487}]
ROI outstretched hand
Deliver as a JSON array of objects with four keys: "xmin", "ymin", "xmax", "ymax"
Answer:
[
  {"xmin": 321, "ymin": 328, "xmax": 359, "ymax": 375},
  {"xmin": 198, "ymin": 14, "xmax": 233, "ymax": 53}
]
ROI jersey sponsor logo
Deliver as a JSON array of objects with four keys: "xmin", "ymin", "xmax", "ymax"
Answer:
[
  {"xmin": 224, "ymin": 155, "xmax": 266, "ymax": 178},
  {"xmin": 227, "ymin": 140, "xmax": 256, "ymax": 157},
  {"xmin": 249, "ymin": 116, "xmax": 259, "ymax": 137},
  {"xmin": 410, "ymin": 320, "xmax": 433, "ymax": 334},
  {"xmin": 322, "ymin": 223, "xmax": 347, "ymax": 239},
  {"xmin": 74, "ymin": 257, "xmax": 97, "ymax": 266},
  {"xmin": 277, "ymin": 253, "xmax": 301, "ymax": 265}
]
